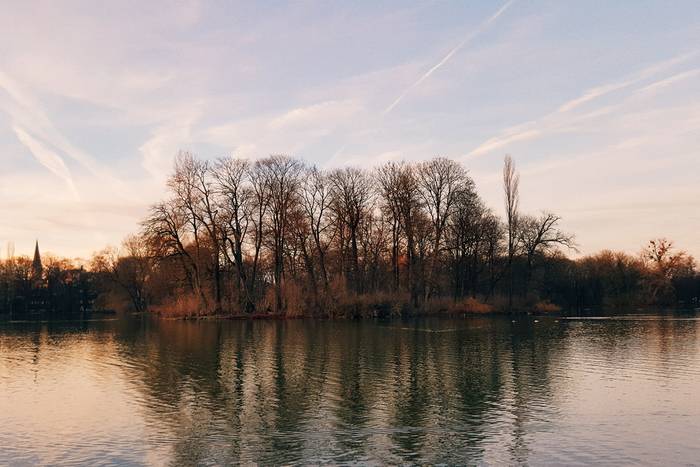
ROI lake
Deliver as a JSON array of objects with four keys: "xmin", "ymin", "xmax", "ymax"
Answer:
[{"xmin": 1, "ymin": 315, "xmax": 699, "ymax": 465}]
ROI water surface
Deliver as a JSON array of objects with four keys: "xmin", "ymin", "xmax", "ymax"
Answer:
[{"xmin": 1, "ymin": 315, "xmax": 699, "ymax": 465}]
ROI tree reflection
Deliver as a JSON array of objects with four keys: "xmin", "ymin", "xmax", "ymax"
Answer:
[{"xmin": 6, "ymin": 315, "xmax": 695, "ymax": 464}]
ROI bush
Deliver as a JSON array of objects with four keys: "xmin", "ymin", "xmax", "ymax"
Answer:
[
  {"xmin": 424, "ymin": 297, "xmax": 494, "ymax": 314},
  {"xmin": 532, "ymin": 300, "xmax": 562, "ymax": 313},
  {"xmin": 334, "ymin": 291, "xmax": 411, "ymax": 318},
  {"xmin": 152, "ymin": 293, "xmax": 208, "ymax": 318},
  {"xmin": 282, "ymin": 281, "xmax": 305, "ymax": 318},
  {"xmin": 452, "ymin": 297, "xmax": 494, "ymax": 314}
]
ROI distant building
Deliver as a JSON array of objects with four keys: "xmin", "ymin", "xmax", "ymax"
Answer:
[
  {"xmin": 29, "ymin": 240, "xmax": 49, "ymax": 312},
  {"xmin": 0, "ymin": 241, "xmax": 97, "ymax": 318},
  {"xmin": 32, "ymin": 240, "xmax": 44, "ymax": 285}
]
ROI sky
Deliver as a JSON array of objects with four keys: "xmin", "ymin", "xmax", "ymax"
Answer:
[{"xmin": 1, "ymin": 0, "xmax": 699, "ymax": 260}]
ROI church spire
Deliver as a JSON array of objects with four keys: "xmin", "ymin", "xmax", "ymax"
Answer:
[{"xmin": 32, "ymin": 240, "xmax": 43, "ymax": 279}]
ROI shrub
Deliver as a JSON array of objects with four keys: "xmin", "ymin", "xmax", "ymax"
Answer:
[
  {"xmin": 533, "ymin": 300, "xmax": 562, "ymax": 313},
  {"xmin": 334, "ymin": 291, "xmax": 411, "ymax": 318},
  {"xmin": 454, "ymin": 297, "xmax": 493, "ymax": 314},
  {"xmin": 152, "ymin": 293, "xmax": 208, "ymax": 318},
  {"xmin": 282, "ymin": 281, "xmax": 305, "ymax": 318}
]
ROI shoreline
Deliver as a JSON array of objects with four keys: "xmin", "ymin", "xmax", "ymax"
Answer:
[
  {"xmin": 130, "ymin": 306, "xmax": 700, "ymax": 321},
  {"xmin": 2, "ymin": 307, "xmax": 697, "ymax": 323}
]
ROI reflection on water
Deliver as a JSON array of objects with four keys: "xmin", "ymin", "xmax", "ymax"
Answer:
[{"xmin": 1, "ymin": 316, "xmax": 699, "ymax": 465}]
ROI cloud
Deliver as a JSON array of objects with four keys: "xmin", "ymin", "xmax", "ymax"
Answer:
[
  {"xmin": 0, "ymin": 71, "xmax": 93, "ymax": 171},
  {"xmin": 383, "ymin": 0, "xmax": 515, "ymax": 115},
  {"xmin": 557, "ymin": 52, "xmax": 696, "ymax": 113},
  {"xmin": 556, "ymin": 82, "xmax": 631, "ymax": 114},
  {"xmin": 0, "ymin": 1, "xmax": 698, "ymax": 259},
  {"xmin": 635, "ymin": 68, "xmax": 700, "ymax": 96},
  {"xmin": 466, "ymin": 51, "xmax": 698, "ymax": 158},
  {"xmin": 139, "ymin": 109, "xmax": 201, "ymax": 181},
  {"xmin": 200, "ymin": 99, "xmax": 367, "ymax": 163},
  {"xmin": 12, "ymin": 126, "xmax": 80, "ymax": 200},
  {"xmin": 269, "ymin": 100, "xmax": 362, "ymax": 130},
  {"xmin": 468, "ymin": 128, "xmax": 541, "ymax": 157},
  {"xmin": 0, "ymin": 70, "xmax": 136, "ymax": 201}
]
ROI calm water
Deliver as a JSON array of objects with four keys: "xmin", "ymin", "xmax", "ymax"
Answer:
[{"xmin": 1, "ymin": 315, "xmax": 699, "ymax": 466}]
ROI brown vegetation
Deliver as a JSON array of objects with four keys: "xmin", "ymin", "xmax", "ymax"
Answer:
[
  {"xmin": 532, "ymin": 300, "xmax": 562, "ymax": 314},
  {"xmin": 82, "ymin": 153, "xmax": 699, "ymax": 319}
]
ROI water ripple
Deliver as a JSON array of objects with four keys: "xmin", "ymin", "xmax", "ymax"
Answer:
[{"xmin": 1, "ymin": 315, "xmax": 700, "ymax": 465}]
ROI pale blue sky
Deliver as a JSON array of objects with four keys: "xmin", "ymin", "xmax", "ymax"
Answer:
[{"xmin": 1, "ymin": 1, "xmax": 699, "ymax": 259}]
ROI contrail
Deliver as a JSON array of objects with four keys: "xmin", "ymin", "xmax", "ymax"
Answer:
[
  {"xmin": 466, "ymin": 51, "xmax": 698, "ymax": 158},
  {"xmin": 13, "ymin": 125, "xmax": 81, "ymax": 200},
  {"xmin": 0, "ymin": 70, "xmax": 135, "ymax": 202},
  {"xmin": 383, "ymin": 0, "xmax": 515, "ymax": 115}
]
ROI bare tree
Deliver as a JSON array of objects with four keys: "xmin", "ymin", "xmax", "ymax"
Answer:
[
  {"xmin": 375, "ymin": 162, "xmax": 405, "ymax": 292},
  {"xmin": 503, "ymin": 155, "xmax": 520, "ymax": 311},
  {"xmin": 329, "ymin": 167, "xmax": 372, "ymax": 294},
  {"xmin": 446, "ymin": 188, "xmax": 488, "ymax": 299},
  {"xmin": 91, "ymin": 235, "xmax": 152, "ymax": 313},
  {"xmin": 142, "ymin": 199, "xmax": 205, "ymax": 305},
  {"xmin": 247, "ymin": 160, "xmax": 271, "ymax": 303},
  {"xmin": 189, "ymin": 156, "xmax": 224, "ymax": 312},
  {"xmin": 165, "ymin": 153, "xmax": 216, "ymax": 309},
  {"xmin": 417, "ymin": 157, "xmax": 471, "ymax": 299},
  {"xmin": 359, "ymin": 210, "xmax": 388, "ymax": 294},
  {"xmin": 385, "ymin": 163, "xmax": 423, "ymax": 305},
  {"xmin": 643, "ymin": 238, "xmax": 695, "ymax": 303},
  {"xmin": 519, "ymin": 212, "xmax": 576, "ymax": 291},
  {"xmin": 214, "ymin": 156, "xmax": 254, "ymax": 313},
  {"xmin": 480, "ymin": 211, "xmax": 505, "ymax": 299},
  {"xmin": 299, "ymin": 165, "xmax": 333, "ymax": 290},
  {"xmin": 127, "ymin": 152, "xmax": 700, "ymax": 318},
  {"xmin": 258, "ymin": 155, "xmax": 303, "ymax": 312},
  {"xmin": 288, "ymin": 199, "xmax": 321, "ymax": 311}
]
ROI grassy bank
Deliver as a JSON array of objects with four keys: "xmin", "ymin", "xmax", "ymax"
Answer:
[{"xmin": 144, "ymin": 292, "xmax": 575, "ymax": 320}]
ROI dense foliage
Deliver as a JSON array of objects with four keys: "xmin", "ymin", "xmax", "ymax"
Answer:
[{"xmin": 0, "ymin": 255, "xmax": 96, "ymax": 317}]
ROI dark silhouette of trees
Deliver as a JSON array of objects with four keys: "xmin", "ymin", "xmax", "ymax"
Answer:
[
  {"xmin": 75, "ymin": 152, "xmax": 698, "ymax": 318},
  {"xmin": 0, "ymin": 254, "xmax": 97, "ymax": 317},
  {"xmin": 258, "ymin": 155, "xmax": 304, "ymax": 313},
  {"xmin": 503, "ymin": 155, "xmax": 520, "ymax": 312},
  {"xmin": 375, "ymin": 162, "xmax": 408, "ymax": 293},
  {"xmin": 214, "ymin": 156, "xmax": 253, "ymax": 312},
  {"xmin": 446, "ymin": 193, "xmax": 503, "ymax": 300},
  {"xmin": 643, "ymin": 239, "xmax": 695, "ymax": 304},
  {"xmin": 379, "ymin": 162, "xmax": 424, "ymax": 306},
  {"xmin": 417, "ymin": 157, "xmax": 469, "ymax": 300},
  {"xmin": 91, "ymin": 235, "xmax": 151, "ymax": 313},
  {"xmin": 247, "ymin": 159, "xmax": 272, "ymax": 306},
  {"xmin": 299, "ymin": 165, "xmax": 332, "ymax": 293},
  {"xmin": 329, "ymin": 167, "xmax": 373, "ymax": 295},
  {"xmin": 519, "ymin": 212, "xmax": 576, "ymax": 293}
]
